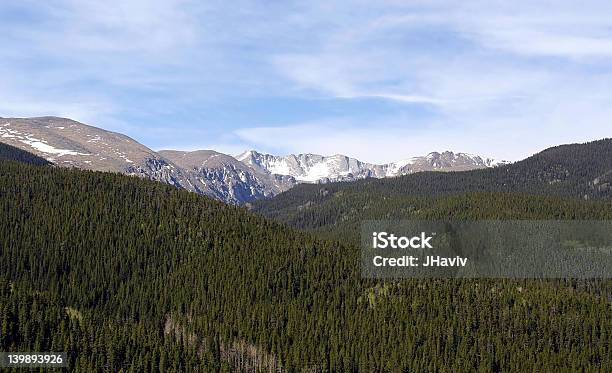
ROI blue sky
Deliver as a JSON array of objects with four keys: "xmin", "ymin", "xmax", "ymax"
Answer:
[{"xmin": 1, "ymin": 1, "xmax": 612, "ymax": 163}]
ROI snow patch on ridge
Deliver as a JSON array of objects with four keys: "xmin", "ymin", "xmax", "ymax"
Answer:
[
  {"xmin": 297, "ymin": 161, "xmax": 332, "ymax": 182},
  {"xmin": 266, "ymin": 158, "xmax": 292, "ymax": 176},
  {"xmin": 386, "ymin": 158, "xmax": 418, "ymax": 176},
  {"xmin": 22, "ymin": 139, "xmax": 90, "ymax": 156},
  {"xmin": 0, "ymin": 123, "xmax": 89, "ymax": 157}
]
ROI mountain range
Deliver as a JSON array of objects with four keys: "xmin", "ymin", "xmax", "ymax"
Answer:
[
  {"xmin": 2, "ymin": 130, "xmax": 611, "ymax": 372},
  {"xmin": 237, "ymin": 149, "xmax": 504, "ymax": 182},
  {"xmin": 0, "ymin": 116, "xmax": 506, "ymax": 203}
]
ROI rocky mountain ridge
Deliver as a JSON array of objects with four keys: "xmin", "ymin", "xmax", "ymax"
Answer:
[
  {"xmin": 236, "ymin": 150, "xmax": 506, "ymax": 182},
  {"xmin": 0, "ymin": 116, "xmax": 506, "ymax": 203}
]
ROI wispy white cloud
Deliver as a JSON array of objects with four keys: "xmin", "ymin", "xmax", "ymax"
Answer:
[
  {"xmin": 0, "ymin": 81, "xmax": 117, "ymax": 126},
  {"xmin": 476, "ymin": 29, "xmax": 612, "ymax": 59},
  {"xmin": 450, "ymin": 2, "xmax": 612, "ymax": 59},
  {"xmin": 17, "ymin": 0, "xmax": 200, "ymax": 54},
  {"xmin": 233, "ymin": 92, "xmax": 612, "ymax": 163},
  {"xmin": 234, "ymin": 119, "xmax": 494, "ymax": 163}
]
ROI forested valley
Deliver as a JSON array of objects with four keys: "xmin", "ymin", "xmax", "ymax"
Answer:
[{"xmin": 1, "ymin": 141, "xmax": 611, "ymax": 371}]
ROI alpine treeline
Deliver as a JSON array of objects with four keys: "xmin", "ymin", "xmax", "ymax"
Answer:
[{"xmin": 1, "ymin": 142, "xmax": 611, "ymax": 371}]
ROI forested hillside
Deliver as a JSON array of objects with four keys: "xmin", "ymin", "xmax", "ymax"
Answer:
[
  {"xmin": 258, "ymin": 191, "xmax": 612, "ymax": 246},
  {"xmin": 1, "ymin": 154, "xmax": 611, "ymax": 371},
  {"xmin": 254, "ymin": 139, "xmax": 612, "ymax": 222},
  {"xmin": 0, "ymin": 141, "xmax": 51, "ymax": 166}
]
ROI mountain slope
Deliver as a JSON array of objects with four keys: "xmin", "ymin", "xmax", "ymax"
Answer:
[
  {"xmin": 0, "ymin": 116, "xmax": 208, "ymax": 194},
  {"xmin": 254, "ymin": 138, "xmax": 612, "ymax": 222},
  {"xmin": 159, "ymin": 149, "xmax": 295, "ymax": 202},
  {"xmin": 1, "ymin": 116, "xmax": 163, "ymax": 172}
]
